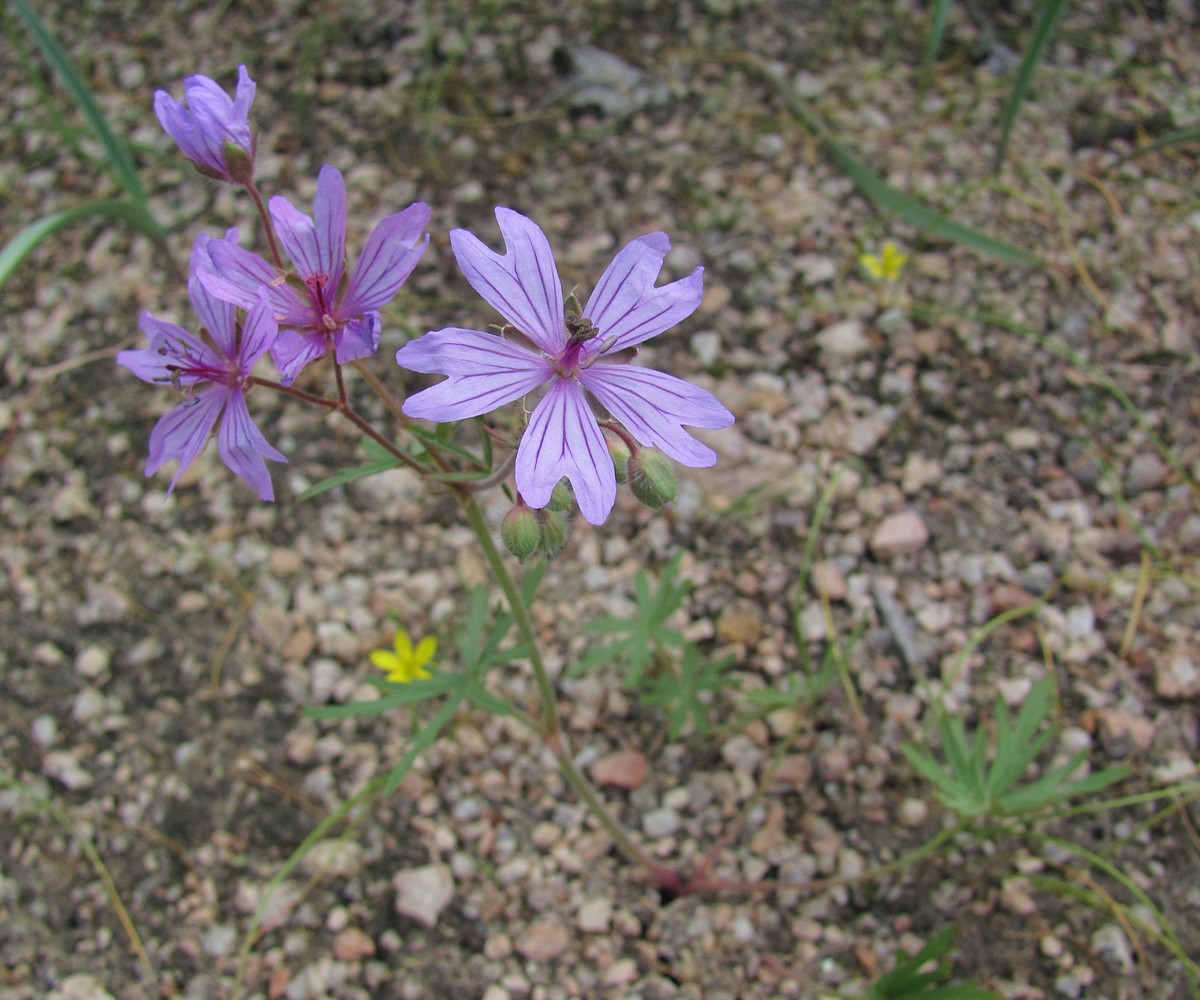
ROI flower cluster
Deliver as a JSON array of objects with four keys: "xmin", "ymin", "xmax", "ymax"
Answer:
[{"xmin": 126, "ymin": 66, "xmax": 734, "ymax": 527}]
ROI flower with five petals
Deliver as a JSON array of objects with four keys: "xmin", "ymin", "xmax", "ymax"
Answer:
[
  {"xmin": 396, "ymin": 207, "xmax": 734, "ymax": 525},
  {"xmin": 370, "ymin": 629, "xmax": 437, "ymax": 684},
  {"xmin": 117, "ymin": 235, "xmax": 285, "ymax": 499},
  {"xmin": 197, "ymin": 164, "xmax": 431, "ymax": 384}
]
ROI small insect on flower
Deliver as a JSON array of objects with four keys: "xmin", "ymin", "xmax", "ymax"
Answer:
[
  {"xmin": 859, "ymin": 241, "xmax": 908, "ymax": 282},
  {"xmin": 370, "ymin": 629, "xmax": 437, "ymax": 684}
]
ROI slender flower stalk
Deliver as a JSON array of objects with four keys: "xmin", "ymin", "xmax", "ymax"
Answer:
[
  {"xmin": 117, "ymin": 236, "xmax": 284, "ymax": 499},
  {"xmin": 397, "ymin": 208, "xmax": 734, "ymax": 525},
  {"xmin": 197, "ymin": 165, "xmax": 431, "ymax": 385}
]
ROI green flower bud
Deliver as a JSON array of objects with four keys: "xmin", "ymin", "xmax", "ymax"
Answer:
[
  {"xmin": 222, "ymin": 140, "xmax": 255, "ymax": 185},
  {"xmin": 627, "ymin": 450, "xmax": 677, "ymax": 508},
  {"xmin": 538, "ymin": 509, "xmax": 567, "ymax": 557},
  {"xmin": 548, "ymin": 481, "xmax": 573, "ymax": 512},
  {"xmin": 501, "ymin": 504, "xmax": 541, "ymax": 561},
  {"xmin": 609, "ymin": 439, "xmax": 631, "ymax": 484}
]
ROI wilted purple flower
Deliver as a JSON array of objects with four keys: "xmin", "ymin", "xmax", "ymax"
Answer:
[
  {"xmin": 154, "ymin": 66, "xmax": 256, "ymax": 183},
  {"xmin": 197, "ymin": 165, "xmax": 431, "ymax": 385},
  {"xmin": 396, "ymin": 207, "xmax": 734, "ymax": 525},
  {"xmin": 118, "ymin": 236, "xmax": 285, "ymax": 500}
]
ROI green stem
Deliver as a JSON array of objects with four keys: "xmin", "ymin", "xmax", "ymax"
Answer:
[{"xmin": 461, "ymin": 495, "xmax": 665, "ymax": 880}]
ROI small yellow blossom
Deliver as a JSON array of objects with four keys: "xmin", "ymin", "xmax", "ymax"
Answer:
[
  {"xmin": 370, "ymin": 628, "xmax": 436, "ymax": 683},
  {"xmin": 859, "ymin": 241, "xmax": 908, "ymax": 282}
]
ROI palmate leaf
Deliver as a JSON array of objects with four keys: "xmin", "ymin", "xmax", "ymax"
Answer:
[
  {"xmin": 641, "ymin": 644, "xmax": 736, "ymax": 740},
  {"xmin": 869, "ymin": 928, "xmax": 999, "ymax": 1000},
  {"xmin": 572, "ymin": 551, "xmax": 690, "ymax": 685},
  {"xmin": 905, "ymin": 677, "xmax": 1127, "ymax": 819}
]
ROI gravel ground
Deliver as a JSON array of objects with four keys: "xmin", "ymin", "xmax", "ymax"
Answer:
[{"xmin": 2, "ymin": 1, "xmax": 1199, "ymax": 999}]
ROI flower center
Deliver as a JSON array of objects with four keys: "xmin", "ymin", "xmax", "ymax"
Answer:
[
  {"xmin": 157, "ymin": 333, "xmax": 237, "ymax": 388},
  {"xmin": 305, "ymin": 272, "xmax": 339, "ymax": 331}
]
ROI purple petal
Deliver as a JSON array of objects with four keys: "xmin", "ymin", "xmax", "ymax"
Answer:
[
  {"xmin": 146, "ymin": 387, "xmax": 226, "ymax": 495},
  {"xmin": 271, "ymin": 329, "xmax": 326, "ymax": 385},
  {"xmin": 270, "ymin": 165, "xmax": 345, "ymax": 283},
  {"xmin": 199, "ymin": 235, "xmax": 306, "ymax": 325},
  {"xmin": 118, "ymin": 314, "xmax": 189, "ymax": 383},
  {"xmin": 216, "ymin": 390, "xmax": 286, "ymax": 501},
  {"xmin": 238, "ymin": 287, "xmax": 279, "ymax": 372},
  {"xmin": 230, "ymin": 66, "xmax": 256, "ymax": 134},
  {"xmin": 184, "ymin": 73, "xmax": 253, "ymax": 150},
  {"xmin": 153, "ymin": 91, "xmax": 220, "ymax": 174},
  {"xmin": 580, "ymin": 364, "xmax": 734, "ymax": 467},
  {"xmin": 125, "ymin": 312, "xmax": 225, "ymax": 386},
  {"xmin": 515, "ymin": 378, "xmax": 616, "ymax": 525},
  {"xmin": 398, "ymin": 327, "xmax": 551, "ymax": 422},
  {"xmin": 188, "ymin": 237, "xmax": 238, "ymax": 357},
  {"xmin": 585, "ymin": 234, "xmax": 704, "ymax": 351},
  {"xmin": 450, "ymin": 207, "xmax": 565, "ymax": 355},
  {"xmin": 342, "ymin": 202, "xmax": 431, "ymax": 314},
  {"xmin": 313, "ymin": 165, "xmax": 347, "ymax": 284},
  {"xmin": 334, "ymin": 311, "xmax": 381, "ymax": 364}
]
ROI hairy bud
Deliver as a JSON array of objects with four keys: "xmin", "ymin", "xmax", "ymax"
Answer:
[
  {"xmin": 501, "ymin": 504, "xmax": 541, "ymax": 561},
  {"xmin": 627, "ymin": 450, "xmax": 676, "ymax": 508}
]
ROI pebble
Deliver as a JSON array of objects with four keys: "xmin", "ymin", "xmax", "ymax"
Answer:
[
  {"xmin": 393, "ymin": 864, "xmax": 454, "ymax": 928},
  {"xmin": 1090, "ymin": 923, "xmax": 1134, "ymax": 973},
  {"xmin": 870, "ymin": 511, "xmax": 930, "ymax": 559},
  {"xmin": 916, "ymin": 603, "xmax": 954, "ymax": 634},
  {"xmin": 75, "ymin": 645, "xmax": 111, "ymax": 679},
  {"xmin": 603, "ymin": 958, "xmax": 639, "ymax": 986},
  {"xmin": 1154, "ymin": 653, "xmax": 1200, "ymax": 700},
  {"xmin": 43, "ymin": 750, "xmax": 92, "ymax": 790},
  {"xmin": 691, "ymin": 331, "xmax": 721, "ymax": 367},
  {"xmin": 1065, "ymin": 604, "xmax": 1095, "ymax": 640},
  {"xmin": 811, "ymin": 561, "xmax": 847, "ymax": 600},
  {"xmin": 590, "ymin": 750, "xmax": 648, "ymax": 790},
  {"xmin": 576, "ymin": 897, "xmax": 612, "ymax": 933},
  {"xmin": 898, "ymin": 798, "xmax": 928, "ymax": 827},
  {"xmin": 46, "ymin": 975, "xmax": 116, "ymax": 1000},
  {"xmin": 302, "ymin": 840, "xmax": 365, "ymax": 878},
  {"xmin": 901, "ymin": 455, "xmax": 943, "ymax": 495},
  {"xmin": 333, "ymin": 927, "xmax": 376, "ymax": 961},
  {"xmin": 31, "ymin": 714, "xmax": 58, "ymax": 747},
  {"xmin": 642, "ymin": 807, "xmax": 681, "ymax": 838},
  {"xmin": 817, "ymin": 319, "xmax": 871, "ymax": 360},
  {"xmin": 72, "ymin": 687, "xmax": 107, "ymax": 724},
  {"xmin": 1125, "ymin": 452, "xmax": 1167, "ymax": 495},
  {"xmin": 716, "ymin": 607, "xmax": 763, "ymax": 645},
  {"xmin": 515, "ymin": 919, "xmax": 570, "ymax": 962}
]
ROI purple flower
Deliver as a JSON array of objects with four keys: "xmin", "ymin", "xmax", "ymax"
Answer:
[
  {"xmin": 396, "ymin": 207, "xmax": 734, "ymax": 525},
  {"xmin": 197, "ymin": 165, "xmax": 431, "ymax": 385},
  {"xmin": 154, "ymin": 66, "xmax": 257, "ymax": 183},
  {"xmin": 118, "ymin": 236, "xmax": 285, "ymax": 500}
]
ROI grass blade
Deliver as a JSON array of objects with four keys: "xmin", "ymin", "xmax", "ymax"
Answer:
[
  {"xmin": 994, "ymin": 0, "xmax": 1070, "ymax": 170},
  {"xmin": 737, "ymin": 54, "xmax": 1040, "ymax": 266},
  {"xmin": 920, "ymin": 0, "xmax": 955, "ymax": 91},
  {"xmin": 823, "ymin": 136, "xmax": 1041, "ymax": 265},
  {"xmin": 9, "ymin": 0, "xmax": 153, "ymax": 206},
  {"xmin": 1113, "ymin": 120, "xmax": 1200, "ymax": 165},
  {"xmin": 0, "ymin": 197, "xmax": 163, "ymax": 286}
]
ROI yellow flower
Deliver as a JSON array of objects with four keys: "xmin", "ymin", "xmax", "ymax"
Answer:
[
  {"xmin": 859, "ymin": 241, "xmax": 908, "ymax": 282},
  {"xmin": 370, "ymin": 628, "xmax": 436, "ymax": 683}
]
